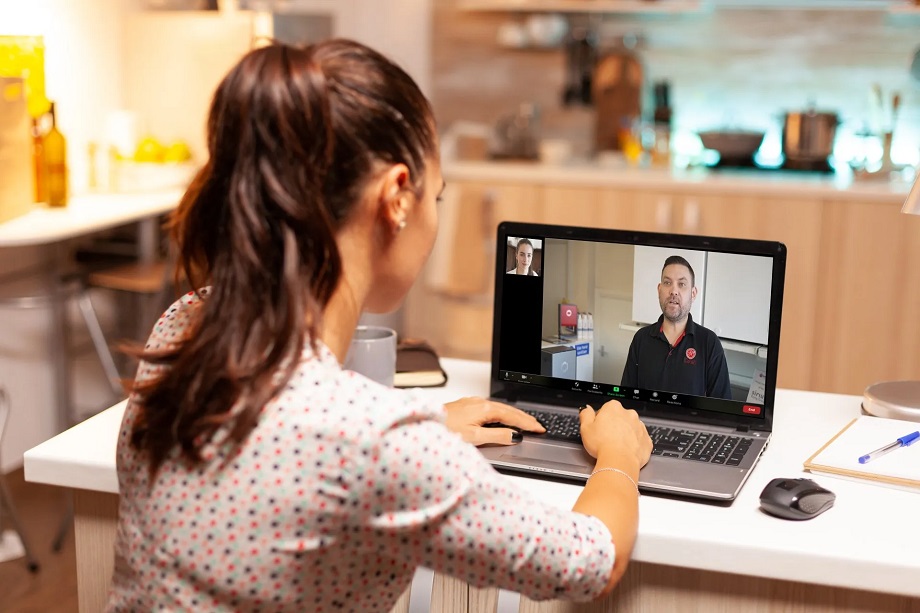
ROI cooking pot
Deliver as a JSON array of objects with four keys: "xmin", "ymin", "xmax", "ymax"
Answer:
[{"xmin": 782, "ymin": 110, "xmax": 839, "ymax": 162}]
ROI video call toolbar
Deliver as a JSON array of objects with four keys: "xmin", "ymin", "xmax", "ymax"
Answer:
[{"xmin": 500, "ymin": 370, "xmax": 763, "ymax": 416}]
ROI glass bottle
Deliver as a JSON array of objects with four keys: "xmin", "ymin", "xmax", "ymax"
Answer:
[
  {"xmin": 651, "ymin": 80, "xmax": 672, "ymax": 168},
  {"xmin": 31, "ymin": 116, "xmax": 48, "ymax": 204},
  {"xmin": 44, "ymin": 101, "xmax": 68, "ymax": 207}
]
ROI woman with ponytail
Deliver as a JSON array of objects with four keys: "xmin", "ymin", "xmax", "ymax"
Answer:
[{"xmin": 107, "ymin": 39, "xmax": 651, "ymax": 612}]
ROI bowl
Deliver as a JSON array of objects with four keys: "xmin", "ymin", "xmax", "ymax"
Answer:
[
  {"xmin": 539, "ymin": 138, "xmax": 573, "ymax": 165},
  {"xmin": 111, "ymin": 161, "xmax": 198, "ymax": 192},
  {"xmin": 698, "ymin": 130, "xmax": 766, "ymax": 159}
]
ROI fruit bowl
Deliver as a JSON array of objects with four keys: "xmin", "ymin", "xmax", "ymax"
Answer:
[{"xmin": 111, "ymin": 161, "xmax": 198, "ymax": 193}]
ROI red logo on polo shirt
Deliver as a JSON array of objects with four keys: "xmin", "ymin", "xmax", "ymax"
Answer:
[
  {"xmin": 743, "ymin": 405, "xmax": 762, "ymax": 415},
  {"xmin": 685, "ymin": 348, "xmax": 696, "ymax": 360}
]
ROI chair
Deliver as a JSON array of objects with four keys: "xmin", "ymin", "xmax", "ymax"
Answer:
[
  {"xmin": 0, "ymin": 387, "xmax": 40, "ymax": 572},
  {"xmin": 0, "ymin": 273, "xmax": 138, "ymax": 548},
  {"xmin": 86, "ymin": 259, "xmax": 174, "ymax": 346},
  {"xmin": 0, "ymin": 273, "xmax": 125, "ymax": 409},
  {"xmin": 0, "ymin": 269, "xmax": 130, "ymax": 555},
  {"xmin": 74, "ymin": 222, "xmax": 183, "ymax": 359}
]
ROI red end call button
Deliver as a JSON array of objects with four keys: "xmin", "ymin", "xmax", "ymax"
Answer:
[{"xmin": 742, "ymin": 405, "xmax": 762, "ymax": 415}]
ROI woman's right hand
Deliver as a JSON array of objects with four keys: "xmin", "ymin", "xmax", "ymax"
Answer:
[
  {"xmin": 578, "ymin": 401, "xmax": 652, "ymax": 471},
  {"xmin": 574, "ymin": 401, "xmax": 653, "ymax": 598}
]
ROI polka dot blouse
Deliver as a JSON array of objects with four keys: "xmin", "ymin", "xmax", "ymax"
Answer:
[{"xmin": 106, "ymin": 290, "xmax": 615, "ymax": 612}]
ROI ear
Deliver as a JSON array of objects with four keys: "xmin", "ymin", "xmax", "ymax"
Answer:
[
  {"xmin": 691, "ymin": 286, "xmax": 699, "ymax": 301},
  {"xmin": 376, "ymin": 163, "xmax": 413, "ymax": 236}
]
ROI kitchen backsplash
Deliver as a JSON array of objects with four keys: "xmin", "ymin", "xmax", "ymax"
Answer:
[{"xmin": 432, "ymin": 1, "xmax": 920, "ymax": 166}]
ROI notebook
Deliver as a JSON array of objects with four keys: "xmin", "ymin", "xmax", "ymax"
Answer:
[
  {"xmin": 479, "ymin": 221, "xmax": 787, "ymax": 501},
  {"xmin": 394, "ymin": 339, "xmax": 448, "ymax": 388},
  {"xmin": 804, "ymin": 415, "xmax": 920, "ymax": 492}
]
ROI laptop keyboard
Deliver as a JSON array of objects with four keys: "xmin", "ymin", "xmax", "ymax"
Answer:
[
  {"xmin": 524, "ymin": 410, "xmax": 583, "ymax": 443},
  {"xmin": 646, "ymin": 426, "xmax": 752, "ymax": 466},
  {"xmin": 524, "ymin": 411, "xmax": 754, "ymax": 467}
]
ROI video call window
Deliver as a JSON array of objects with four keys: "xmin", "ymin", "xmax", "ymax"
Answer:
[
  {"xmin": 536, "ymin": 238, "xmax": 774, "ymax": 412},
  {"xmin": 505, "ymin": 237, "xmax": 543, "ymax": 277}
]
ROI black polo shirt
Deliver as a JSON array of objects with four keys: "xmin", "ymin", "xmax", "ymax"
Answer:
[{"xmin": 620, "ymin": 314, "xmax": 732, "ymax": 399}]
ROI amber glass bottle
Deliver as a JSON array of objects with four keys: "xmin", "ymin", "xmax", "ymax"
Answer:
[
  {"xmin": 31, "ymin": 116, "xmax": 48, "ymax": 204},
  {"xmin": 44, "ymin": 101, "xmax": 67, "ymax": 207}
]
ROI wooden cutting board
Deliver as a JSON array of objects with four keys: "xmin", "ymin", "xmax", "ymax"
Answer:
[{"xmin": 593, "ymin": 51, "xmax": 643, "ymax": 152}]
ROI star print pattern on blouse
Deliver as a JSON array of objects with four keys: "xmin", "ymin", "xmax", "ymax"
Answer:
[{"xmin": 106, "ymin": 289, "xmax": 615, "ymax": 612}]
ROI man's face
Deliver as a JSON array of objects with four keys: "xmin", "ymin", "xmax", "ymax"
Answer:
[
  {"xmin": 658, "ymin": 263, "xmax": 697, "ymax": 323},
  {"xmin": 516, "ymin": 244, "xmax": 533, "ymax": 270}
]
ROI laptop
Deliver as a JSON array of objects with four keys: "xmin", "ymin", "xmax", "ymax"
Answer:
[{"xmin": 479, "ymin": 221, "xmax": 787, "ymax": 501}]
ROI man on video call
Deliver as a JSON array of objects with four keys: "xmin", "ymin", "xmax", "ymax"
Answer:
[{"xmin": 621, "ymin": 255, "xmax": 732, "ymax": 399}]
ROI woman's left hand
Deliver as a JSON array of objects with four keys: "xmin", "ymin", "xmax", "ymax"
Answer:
[{"xmin": 444, "ymin": 397, "xmax": 546, "ymax": 446}]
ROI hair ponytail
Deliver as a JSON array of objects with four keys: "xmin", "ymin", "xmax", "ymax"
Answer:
[{"xmin": 130, "ymin": 40, "xmax": 436, "ymax": 474}]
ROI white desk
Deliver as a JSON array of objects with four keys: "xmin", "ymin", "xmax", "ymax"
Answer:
[
  {"xmin": 24, "ymin": 358, "xmax": 920, "ymax": 613},
  {"xmin": 0, "ymin": 189, "xmax": 183, "ymax": 434}
]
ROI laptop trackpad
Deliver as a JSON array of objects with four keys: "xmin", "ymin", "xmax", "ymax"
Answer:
[{"xmin": 499, "ymin": 440, "xmax": 591, "ymax": 471}]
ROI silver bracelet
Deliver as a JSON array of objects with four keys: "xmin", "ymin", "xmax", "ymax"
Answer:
[{"xmin": 588, "ymin": 467, "xmax": 639, "ymax": 493}]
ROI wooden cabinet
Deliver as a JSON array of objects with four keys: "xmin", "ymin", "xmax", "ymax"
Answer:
[
  {"xmin": 389, "ymin": 558, "xmax": 920, "ymax": 613},
  {"xmin": 811, "ymin": 198, "xmax": 920, "ymax": 395},
  {"xmin": 539, "ymin": 186, "xmax": 600, "ymax": 227},
  {"xmin": 596, "ymin": 188, "xmax": 673, "ymax": 232},
  {"xmin": 388, "ymin": 574, "xmax": 467, "ymax": 613},
  {"xmin": 404, "ymin": 180, "xmax": 540, "ymax": 359}
]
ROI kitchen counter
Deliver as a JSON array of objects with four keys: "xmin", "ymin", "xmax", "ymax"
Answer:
[
  {"xmin": 443, "ymin": 159, "xmax": 913, "ymax": 203},
  {"xmin": 0, "ymin": 188, "xmax": 185, "ymax": 247}
]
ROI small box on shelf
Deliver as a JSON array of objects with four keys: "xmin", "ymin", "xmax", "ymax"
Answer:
[{"xmin": 0, "ymin": 77, "xmax": 35, "ymax": 224}]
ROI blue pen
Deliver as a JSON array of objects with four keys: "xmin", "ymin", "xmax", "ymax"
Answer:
[{"xmin": 858, "ymin": 431, "xmax": 920, "ymax": 464}]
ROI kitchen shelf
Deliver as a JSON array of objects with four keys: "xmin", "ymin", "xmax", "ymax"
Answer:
[
  {"xmin": 457, "ymin": 0, "xmax": 920, "ymax": 12},
  {"xmin": 456, "ymin": 0, "xmax": 705, "ymax": 14},
  {"xmin": 886, "ymin": 1, "xmax": 920, "ymax": 13},
  {"xmin": 714, "ymin": 0, "xmax": 917, "ymax": 9}
]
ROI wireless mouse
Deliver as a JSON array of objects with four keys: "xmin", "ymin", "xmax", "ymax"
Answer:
[{"xmin": 759, "ymin": 478, "xmax": 835, "ymax": 520}]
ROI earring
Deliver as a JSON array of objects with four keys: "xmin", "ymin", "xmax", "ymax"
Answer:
[{"xmin": 397, "ymin": 219, "xmax": 407, "ymax": 232}]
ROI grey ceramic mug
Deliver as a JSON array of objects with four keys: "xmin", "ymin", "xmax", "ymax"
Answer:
[{"xmin": 344, "ymin": 325, "xmax": 397, "ymax": 387}]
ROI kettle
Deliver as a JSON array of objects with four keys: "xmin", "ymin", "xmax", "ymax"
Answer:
[{"xmin": 489, "ymin": 103, "xmax": 540, "ymax": 161}]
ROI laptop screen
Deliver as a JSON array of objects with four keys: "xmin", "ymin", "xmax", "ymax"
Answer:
[{"xmin": 491, "ymin": 222, "xmax": 786, "ymax": 431}]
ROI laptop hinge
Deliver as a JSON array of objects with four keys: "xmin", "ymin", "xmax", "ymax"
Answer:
[{"xmin": 735, "ymin": 425, "xmax": 750, "ymax": 433}]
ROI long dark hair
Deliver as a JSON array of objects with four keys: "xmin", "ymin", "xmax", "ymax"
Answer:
[{"xmin": 130, "ymin": 39, "xmax": 437, "ymax": 475}]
